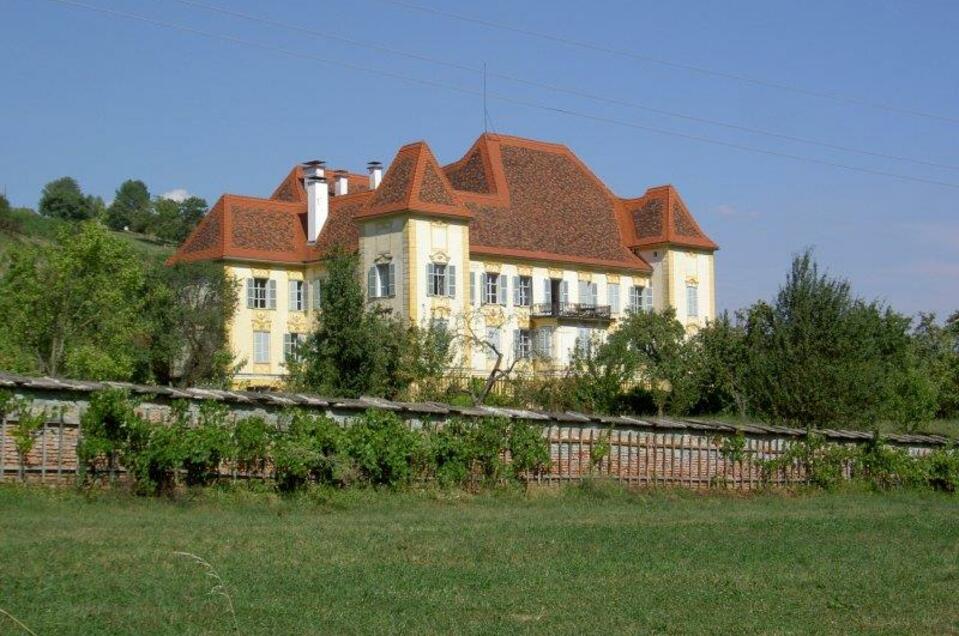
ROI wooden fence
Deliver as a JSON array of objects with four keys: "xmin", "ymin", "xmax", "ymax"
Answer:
[{"xmin": 0, "ymin": 372, "xmax": 951, "ymax": 488}]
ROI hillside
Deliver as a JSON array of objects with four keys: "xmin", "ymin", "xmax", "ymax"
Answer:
[{"xmin": 0, "ymin": 208, "xmax": 177, "ymax": 260}]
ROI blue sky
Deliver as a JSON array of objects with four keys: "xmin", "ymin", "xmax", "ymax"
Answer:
[{"xmin": 2, "ymin": 0, "xmax": 957, "ymax": 317}]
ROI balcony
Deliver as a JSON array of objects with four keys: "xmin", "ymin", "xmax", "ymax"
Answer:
[{"xmin": 531, "ymin": 302, "xmax": 612, "ymax": 322}]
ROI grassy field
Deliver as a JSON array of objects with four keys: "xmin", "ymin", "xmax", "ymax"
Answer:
[{"xmin": 1, "ymin": 486, "xmax": 957, "ymax": 634}]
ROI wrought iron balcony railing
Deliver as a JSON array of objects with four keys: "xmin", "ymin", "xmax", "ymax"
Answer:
[{"xmin": 531, "ymin": 302, "xmax": 612, "ymax": 321}]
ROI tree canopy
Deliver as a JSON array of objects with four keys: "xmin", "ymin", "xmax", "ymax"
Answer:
[{"xmin": 38, "ymin": 176, "xmax": 98, "ymax": 221}]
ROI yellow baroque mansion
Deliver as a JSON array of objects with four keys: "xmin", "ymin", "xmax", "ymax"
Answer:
[{"xmin": 170, "ymin": 133, "xmax": 718, "ymax": 389}]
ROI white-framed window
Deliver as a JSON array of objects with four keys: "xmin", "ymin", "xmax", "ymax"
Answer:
[
  {"xmin": 483, "ymin": 273, "xmax": 504, "ymax": 305},
  {"xmin": 427, "ymin": 263, "xmax": 456, "ymax": 297},
  {"xmin": 513, "ymin": 329, "xmax": 532, "ymax": 359},
  {"xmin": 629, "ymin": 285, "xmax": 653, "ymax": 312},
  {"xmin": 575, "ymin": 327, "xmax": 592, "ymax": 356},
  {"xmin": 533, "ymin": 327, "xmax": 553, "ymax": 359},
  {"xmin": 246, "ymin": 278, "xmax": 276, "ymax": 310},
  {"xmin": 288, "ymin": 279, "xmax": 304, "ymax": 311},
  {"xmin": 608, "ymin": 283, "xmax": 620, "ymax": 314},
  {"xmin": 484, "ymin": 326, "xmax": 501, "ymax": 361},
  {"xmin": 686, "ymin": 284, "xmax": 699, "ymax": 317},
  {"xmin": 253, "ymin": 331, "xmax": 270, "ymax": 364},
  {"xmin": 367, "ymin": 262, "xmax": 395, "ymax": 298},
  {"xmin": 514, "ymin": 275, "xmax": 532, "ymax": 306},
  {"xmin": 578, "ymin": 280, "xmax": 598, "ymax": 307},
  {"xmin": 283, "ymin": 332, "xmax": 306, "ymax": 362},
  {"xmin": 311, "ymin": 278, "xmax": 322, "ymax": 310}
]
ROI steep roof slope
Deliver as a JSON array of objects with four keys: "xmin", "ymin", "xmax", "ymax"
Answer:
[
  {"xmin": 621, "ymin": 185, "xmax": 718, "ymax": 251},
  {"xmin": 356, "ymin": 141, "xmax": 471, "ymax": 221},
  {"xmin": 170, "ymin": 132, "xmax": 716, "ymax": 268},
  {"xmin": 443, "ymin": 134, "xmax": 652, "ymax": 272}
]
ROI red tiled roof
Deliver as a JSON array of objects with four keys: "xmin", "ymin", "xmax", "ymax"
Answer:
[
  {"xmin": 356, "ymin": 141, "xmax": 471, "ymax": 221},
  {"xmin": 170, "ymin": 133, "xmax": 716, "ymax": 269},
  {"xmin": 442, "ymin": 134, "xmax": 652, "ymax": 272},
  {"xmin": 621, "ymin": 185, "xmax": 718, "ymax": 251}
]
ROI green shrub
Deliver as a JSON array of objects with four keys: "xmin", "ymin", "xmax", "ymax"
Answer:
[
  {"xmin": 508, "ymin": 422, "xmax": 551, "ymax": 480},
  {"xmin": 856, "ymin": 435, "xmax": 925, "ymax": 490},
  {"xmin": 231, "ymin": 415, "xmax": 272, "ymax": 474},
  {"xmin": 922, "ymin": 446, "xmax": 959, "ymax": 492},
  {"xmin": 178, "ymin": 402, "xmax": 231, "ymax": 487},
  {"xmin": 78, "ymin": 389, "xmax": 143, "ymax": 479},
  {"xmin": 762, "ymin": 433, "xmax": 856, "ymax": 489},
  {"xmin": 345, "ymin": 410, "xmax": 423, "ymax": 487},
  {"xmin": 273, "ymin": 411, "xmax": 346, "ymax": 491}
]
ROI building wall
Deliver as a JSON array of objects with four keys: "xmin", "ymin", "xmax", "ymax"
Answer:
[{"xmin": 226, "ymin": 262, "xmax": 311, "ymax": 389}]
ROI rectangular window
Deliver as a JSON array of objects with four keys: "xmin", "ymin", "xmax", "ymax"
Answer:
[
  {"xmin": 514, "ymin": 329, "xmax": 532, "ymax": 359},
  {"xmin": 484, "ymin": 273, "xmax": 499, "ymax": 305},
  {"xmin": 686, "ymin": 284, "xmax": 699, "ymax": 317},
  {"xmin": 253, "ymin": 331, "xmax": 270, "ymax": 364},
  {"xmin": 629, "ymin": 285, "xmax": 645, "ymax": 312},
  {"xmin": 578, "ymin": 281, "xmax": 598, "ymax": 307},
  {"xmin": 288, "ymin": 280, "xmax": 304, "ymax": 311},
  {"xmin": 643, "ymin": 286, "xmax": 654, "ymax": 312},
  {"xmin": 368, "ymin": 263, "xmax": 395, "ymax": 298},
  {"xmin": 516, "ymin": 276, "xmax": 532, "ymax": 306},
  {"xmin": 247, "ymin": 277, "xmax": 274, "ymax": 309},
  {"xmin": 283, "ymin": 333, "xmax": 305, "ymax": 362},
  {"xmin": 426, "ymin": 263, "xmax": 455, "ymax": 297},
  {"xmin": 608, "ymin": 283, "xmax": 620, "ymax": 314},
  {"xmin": 485, "ymin": 326, "xmax": 501, "ymax": 361},
  {"xmin": 311, "ymin": 278, "xmax": 322, "ymax": 310},
  {"xmin": 576, "ymin": 327, "xmax": 591, "ymax": 356},
  {"xmin": 533, "ymin": 327, "xmax": 553, "ymax": 359}
]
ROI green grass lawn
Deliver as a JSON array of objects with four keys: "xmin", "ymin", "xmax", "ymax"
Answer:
[{"xmin": 1, "ymin": 486, "xmax": 957, "ymax": 635}]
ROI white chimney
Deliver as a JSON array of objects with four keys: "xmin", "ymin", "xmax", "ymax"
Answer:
[
  {"xmin": 367, "ymin": 161, "xmax": 383, "ymax": 189},
  {"xmin": 333, "ymin": 170, "xmax": 349, "ymax": 196},
  {"xmin": 303, "ymin": 160, "xmax": 327, "ymax": 243}
]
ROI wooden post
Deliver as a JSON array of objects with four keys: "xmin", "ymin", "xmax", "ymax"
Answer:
[
  {"xmin": 0, "ymin": 410, "xmax": 5, "ymax": 482},
  {"xmin": 57, "ymin": 411, "xmax": 64, "ymax": 480},
  {"xmin": 40, "ymin": 418, "xmax": 47, "ymax": 484}
]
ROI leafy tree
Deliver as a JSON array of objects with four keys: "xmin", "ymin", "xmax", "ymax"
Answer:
[
  {"xmin": 740, "ymin": 249, "xmax": 934, "ymax": 429},
  {"xmin": 107, "ymin": 179, "xmax": 152, "ymax": 232},
  {"xmin": 38, "ymin": 176, "xmax": 96, "ymax": 220},
  {"xmin": 568, "ymin": 330, "xmax": 637, "ymax": 414},
  {"xmin": 153, "ymin": 195, "xmax": 208, "ymax": 243},
  {"xmin": 692, "ymin": 312, "xmax": 750, "ymax": 416},
  {"xmin": 288, "ymin": 250, "xmax": 426, "ymax": 398},
  {"xmin": 912, "ymin": 312, "xmax": 959, "ymax": 419},
  {"xmin": 0, "ymin": 222, "xmax": 148, "ymax": 379},
  {"xmin": 143, "ymin": 260, "xmax": 239, "ymax": 387},
  {"xmin": 606, "ymin": 307, "xmax": 700, "ymax": 416}
]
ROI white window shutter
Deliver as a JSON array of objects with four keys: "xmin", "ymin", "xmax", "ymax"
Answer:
[
  {"xmin": 511, "ymin": 276, "xmax": 519, "ymax": 306},
  {"xmin": 644, "ymin": 286, "xmax": 654, "ymax": 311},
  {"xmin": 578, "ymin": 280, "xmax": 587, "ymax": 305},
  {"xmin": 246, "ymin": 279, "xmax": 254, "ymax": 309},
  {"xmin": 513, "ymin": 329, "xmax": 521, "ymax": 359},
  {"xmin": 312, "ymin": 279, "xmax": 322, "ymax": 309},
  {"xmin": 426, "ymin": 263, "xmax": 434, "ymax": 297},
  {"xmin": 387, "ymin": 263, "xmax": 396, "ymax": 296},
  {"xmin": 480, "ymin": 273, "xmax": 487, "ymax": 304},
  {"xmin": 591, "ymin": 283, "xmax": 598, "ymax": 306},
  {"xmin": 267, "ymin": 279, "xmax": 277, "ymax": 309},
  {"xmin": 543, "ymin": 279, "xmax": 552, "ymax": 305},
  {"xmin": 470, "ymin": 272, "xmax": 477, "ymax": 305},
  {"xmin": 560, "ymin": 280, "xmax": 569, "ymax": 304},
  {"xmin": 447, "ymin": 264, "xmax": 456, "ymax": 297},
  {"xmin": 288, "ymin": 280, "xmax": 297, "ymax": 311},
  {"xmin": 367, "ymin": 267, "xmax": 376, "ymax": 298},
  {"xmin": 497, "ymin": 275, "xmax": 507, "ymax": 305}
]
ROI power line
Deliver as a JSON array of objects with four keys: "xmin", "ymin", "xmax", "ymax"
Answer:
[
  {"xmin": 374, "ymin": 0, "xmax": 959, "ymax": 126},
  {"xmin": 169, "ymin": 0, "xmax": 959, "ymax": 172},
  {"xmin": 39, "ymin": 0, "xmax": 959, "ymax": 191}
]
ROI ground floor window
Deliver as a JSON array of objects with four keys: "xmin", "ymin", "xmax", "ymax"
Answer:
[
  {"xmin": 514, "ymin": 329, "xmax": 532, "ymax": 359},
  {"xmin": 253, "ymin": 331, "xmax": 270, "ymax": 363},
  {"xmin": 284, "ymin": 333, "xmax": 306, "ymax": 362}
]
